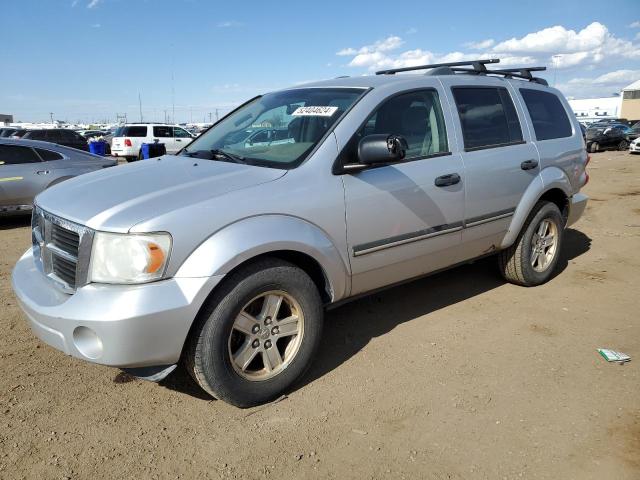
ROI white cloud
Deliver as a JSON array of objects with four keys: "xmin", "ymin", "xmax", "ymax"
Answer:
[
  {"xmin": 465, "ymin": 39, "xmax": 495, "ymax": 50},
  {"xmin": 406, "ymin": 27, "xmax": 418, "ymax": 35},
  {"xmin": 91, "ymin": 23, "xmax": 101, "ymax": 28},
  {"xmin": 217, "ymin": 21, "xmax": 243, "ymax": 28},
  {"xmin": 87, "ymin": 0, "xmax": 101, "ymax": 8},
  {"xmin": 337, "ymin": 22, "xmax": 639, "ymax": 74},
  {"xmin": 629, "ymin": 21, "xmax": 640, "ymax": 28}
]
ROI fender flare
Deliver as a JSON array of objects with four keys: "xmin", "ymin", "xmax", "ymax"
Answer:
[
  {"xmin": 500, "ymin": 166, "xmax": 572, "ymax": 249},
  {"xmin": 175, "ymin": 214, "xmax": 350, "ymax": 301},
  {"xmin": 46, "ymin": 176, "xmax": 74, "ymax": 189}
]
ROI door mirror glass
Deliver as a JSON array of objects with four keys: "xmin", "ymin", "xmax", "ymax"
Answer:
[{"xmin": 358, "ymin": 134, "xmax": 408, "ymax": 165}]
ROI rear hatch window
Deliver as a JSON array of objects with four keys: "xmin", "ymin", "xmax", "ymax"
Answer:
[{"xmin": 114, "ymin": 126, "xmax": 147, "ymax": 137}]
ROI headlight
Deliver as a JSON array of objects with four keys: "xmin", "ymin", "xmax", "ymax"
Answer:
[{"xmin": 89, "ymin": 232, "xmax": 172, "ymax": 284}]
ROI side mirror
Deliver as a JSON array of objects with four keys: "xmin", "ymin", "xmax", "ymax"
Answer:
[{"xmin": 358, "ymin": 134, "xmax": 408, "ymax": 165}]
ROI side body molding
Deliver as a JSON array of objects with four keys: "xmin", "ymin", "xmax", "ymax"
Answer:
[
  {"xmin": 175, "ymin": 215, "xmax": 350, "ymax": 302},
  {"xmin": 500, "ymin": 166, "xmax": 572, "ymax": 249}
]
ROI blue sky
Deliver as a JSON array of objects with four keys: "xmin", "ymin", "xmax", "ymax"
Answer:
[{"xmin": 2, "ymin": 0, "xmax": 639, "ymax": 123}]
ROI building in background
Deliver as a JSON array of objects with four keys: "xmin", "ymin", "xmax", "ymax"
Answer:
[
  {"xmin": 0, "ymin": 114, "xmax": 13, "ymax": 126},
  {"xmin": 568, "ymin": 97, "xmax": 622, "ymax": 125},
  {"xmin": 620, "ymin": 80, "xmax": 640, "ymax": 123}
]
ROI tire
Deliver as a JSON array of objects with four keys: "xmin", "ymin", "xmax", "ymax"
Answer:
[
  {"xmin": 184, "ymin": 258, "xmax": 323, "ymax": 407},
  {"xmin": 590, "ymin": 142, "xmax": 599, "ymax": 153},
  {"xmin": 618, "ymin": 140, "xmax": 629, "ymax": 151},
  {"xmin": 137, "ymin": 150, "xmax": 144, "ymax": 161},
  {"xmin": 498, "ymin": 201, "xmax": 564, "ymax": 287}
]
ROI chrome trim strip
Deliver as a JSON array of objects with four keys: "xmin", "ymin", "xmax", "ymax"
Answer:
[
  {"xmin": 353, "ymin": 223, "xmax": 463, "ymax": 257},
  {"xmin": 352, "ymin": 207, "xmax": 517, "ymax": 257},
  {"xmin": 464, "ymin": 208, "xmax": 516, "ymax": 228}
]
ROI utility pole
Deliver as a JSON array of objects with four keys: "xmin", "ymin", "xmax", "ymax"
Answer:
[
  {"xmin": 552, "ymin": 55, "xmax": 562, "ymax": 87},
  {"xmin": 215, "ymin": 108, "xmax": 219, "ymax": 121},
  {"xmin": 49, "ymin": 112, "xmax": 54, "ymax": 124},
  {"xmin": 208, "ymin": 112, "xmax": 212, "ymax": 123},
  {"xmin": 138, "ymin": 92, "xmax": 143, "ymax": 122},
  {"xmin": 164, "ymin": 109, "xmax": 168, "ymax": 123}
]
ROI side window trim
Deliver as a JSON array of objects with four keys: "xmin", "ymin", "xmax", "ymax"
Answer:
[
  {"xmin": 334, "ymin": 87, "xmax": 452, "ymax": 174},
  {"xmin": 451, "ymin": 85, "xmax": 526, "ymax": 152}
]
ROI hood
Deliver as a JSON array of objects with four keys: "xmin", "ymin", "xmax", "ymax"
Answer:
[{"xmin": 36, "ymin": 155, "xmax": 286, "ymax": 231}]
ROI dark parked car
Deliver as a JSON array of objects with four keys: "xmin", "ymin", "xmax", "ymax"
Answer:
[
  {"xmin": 586, "ymin": 124, "xmax": 632, "ymax": 152},
  {"xmin": 10, "ymin": 129, "xmax": 28, "ymax": 138},
  {"xmin": 0, "ymin": 127, "xmax": 20, "ymax": 138},
  {"xmin": 21, "ymin": 129, "xmax": 89, "ymax": 151}
]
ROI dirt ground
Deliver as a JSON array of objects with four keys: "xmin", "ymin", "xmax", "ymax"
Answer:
[{"xmin": 0, "ymin": 150, "xmax": 639, "ymax": 480}]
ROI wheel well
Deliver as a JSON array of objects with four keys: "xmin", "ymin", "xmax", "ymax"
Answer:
[
  {"xmin": 224, "ymin": 250, "xmax": 332, "ymax": 304},
  {"xmin": 539, "ymin": 188, "xmax": 569, "ymax": 223}
]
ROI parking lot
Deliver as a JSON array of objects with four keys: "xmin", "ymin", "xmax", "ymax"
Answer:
[{"xmin": 0, "ymin": 150, "xmax": 638, "ymax": 479}]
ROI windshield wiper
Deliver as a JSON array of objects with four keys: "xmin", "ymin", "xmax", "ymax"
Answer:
[{"xmin": 209, "ymin": 149, "xmax": 246, "ymax": 164}]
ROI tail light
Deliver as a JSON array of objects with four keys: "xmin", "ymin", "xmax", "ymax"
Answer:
[{"xmin": 124, "ymin": 138, "xmax": 132, "ymax": 147}]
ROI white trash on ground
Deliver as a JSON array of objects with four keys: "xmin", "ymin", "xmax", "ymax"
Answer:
[{"xmin": 597, "ymin": 348, "xmax": 631, "ymax": 363}]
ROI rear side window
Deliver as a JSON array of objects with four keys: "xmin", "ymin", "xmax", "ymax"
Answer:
[
  {"xmin": 173, "ymin": 127, "xmax": 191, "ymax": 138},
  {"xmin": 120, "ymin": 126, "xmax": 147, "ymax": 137},
  {"xmin": 452, "ymin": 87, "xmax": 523, "ymax": 151},
  {"xmin": 520, "ymin": 89, "xmax": 573, "ymax": 140},
  {"xmin": 153, "ymin": 126, "xmax": 172, "ymax": 138},
  {"xmin": 35, "ymin": 148, "xmax": 63, "ymax": 161},
  {"xmin": 25, "ymin": 130, "xmax": 47, "ymax": 140},
  {"xmin": 0, "ymin": 145, "xmax": 42, "ymax": 164}
]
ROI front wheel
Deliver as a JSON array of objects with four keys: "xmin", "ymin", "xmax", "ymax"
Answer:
[
  {"xmin": 590, "ymin": 142, "xmax": 599, "ymax": 153},
  {"xmin": 498, "ymin": 201, "xmax": 564, "ymax": 286},
  {"xmin": 618, "ymin": 140, "xmax": 629, "ymax": 151},
  {"xmin": 184, "ymin": 258, "xmax": 323, "ymax": 407}
]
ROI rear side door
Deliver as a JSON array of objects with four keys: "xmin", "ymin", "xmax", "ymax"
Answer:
[
  {"xmin": 340, "ymin": 87, "xmax": 465, "ymax": 295},
  {"xmin": 153, "ymin": 126, "xmax": 174, "ymax": 152},
  {"xmin": 0, "ymin": 144, "xmax": 47, "ymax": 208},
  {"xmin": 441, "ymin": 79, "xmax": 540, "ymax": 256}
]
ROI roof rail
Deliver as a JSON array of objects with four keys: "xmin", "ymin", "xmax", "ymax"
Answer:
[
  {"xmin": 375, "ymin": 58, "xmax": 499, "ymax": 75},
  {"xmin": 452, "ymin": 65, "xmax": 548, "ymax": 85}
]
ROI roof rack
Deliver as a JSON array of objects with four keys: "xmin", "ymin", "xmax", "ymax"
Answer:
[
  {"xmin": 376, "ymin": 58, "xmax": 499, "ymax": 75},
  {"xmin": 376, "ymin": 59, "xmax": 548, "ymax": 85}
]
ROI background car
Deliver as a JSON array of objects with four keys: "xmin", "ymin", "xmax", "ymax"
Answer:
[
  {"xmin": 80, "ymin": 130, "xmax": 108, "ymax": 139},
  {"xmin": 9, "ymin": 128, "xmax": 27, "ymax": 138},
  {"xmin": 21, "ymin": 129, "xmax": 89, "ymax": 151},
  {"xmin": 0, "ymin": 127, "xmax": 20, "ymax": 138},
  {"xmin": 111, "ymin": 123, "xmax": 194, "ymax": 160},
  {"xmin": 585, "ymin": 124, "xmax": 632, "ymax": 152},
  {"xmin": 0, "ymin": 138, "xmax": 117, "ymax": 215}
]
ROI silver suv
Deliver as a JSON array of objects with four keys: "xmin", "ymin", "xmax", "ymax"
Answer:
[{"xmin": 12, "ymin": 59, "xmax": 588, "ymax": 407}]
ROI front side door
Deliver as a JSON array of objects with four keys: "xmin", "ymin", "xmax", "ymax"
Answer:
[
  {"xmin": 442, "ymin": 81, "xmax": 540, "ymax": 256},
  {"xmin": 0, "ymin": 144, "xmax": 47, "ymax": 208},
  {"xmin": 341, "ymin": 88, "xmax": 465, "ymax": 295},
  {"xmin": 172, "ymin": 126, "xmax": 194, "ymax": 152}
]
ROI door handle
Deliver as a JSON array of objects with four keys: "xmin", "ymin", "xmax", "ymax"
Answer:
[
  {"xmin": 176, "ymin": 139, "xmax": 182, "ymax": 142},
  {"xmin": 36, "ymin": 170, "xmax": 50, "ymax": 175},
  {"xmin": 520, "ymin": 159, "xmax": 539, "ymax": 170},
  {"xmin": 434, "ymin": 173, "xmax": 461, "ymax": 187}
]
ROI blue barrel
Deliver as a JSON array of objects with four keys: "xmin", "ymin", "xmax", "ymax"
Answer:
[
  {"xmin": 141, "ymin": 142, "xmax": 166, "ymax": 159},
  {"xmin": 89, "ymin": 140, "xmax": 107, "ymax": 156}
]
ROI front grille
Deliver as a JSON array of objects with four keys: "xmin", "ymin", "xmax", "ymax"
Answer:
[{"xmin": 32, "ymin": 207, "xmax": 93, "ymax": 293}]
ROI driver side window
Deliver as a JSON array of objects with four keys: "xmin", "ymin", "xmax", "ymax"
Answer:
[{"xmin": 343, "ymin": 89, "xmax": 449, "ymax": 164}]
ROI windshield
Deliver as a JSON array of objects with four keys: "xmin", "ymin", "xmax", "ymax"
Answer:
[{"xmin": 182, "ymin": 88, "xmax": 366, "ymax": 168}]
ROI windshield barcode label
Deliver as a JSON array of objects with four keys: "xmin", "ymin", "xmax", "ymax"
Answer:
[{"xmin": 291, "ymin": 106, "xmax": 339, "ymax": 117}]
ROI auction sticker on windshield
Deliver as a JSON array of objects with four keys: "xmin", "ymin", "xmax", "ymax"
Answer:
[{"xmin": 291, "ymin": 106, "xmax": 339, "ymax": 117}]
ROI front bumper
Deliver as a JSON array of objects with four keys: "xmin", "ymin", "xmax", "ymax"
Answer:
[
  {"xmin": 12, "ymin": 248, "xmax": 222, "ymax": 368},
  {"xmin": 630, "ymin": 143, "xmax": 640, "ymax": 153},
  {"xmin": 566, "ymin": 192, "xmax": 588, "ymax": 227}
]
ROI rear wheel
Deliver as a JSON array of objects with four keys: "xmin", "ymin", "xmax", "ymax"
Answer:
[
  {"xmin": 618, "ymin": 140, "xmax": 629, "ymax": 151},
  {"xmin": 498, "ymin": 201, "xmax": 564, "ymax": 287},
  {"xmin": 590, "ymin": 142, "xmax": 599, "ymax": 153},
  {"xmin": 184, "ymin": 258, "xmax": 323, "ymax": 407}
]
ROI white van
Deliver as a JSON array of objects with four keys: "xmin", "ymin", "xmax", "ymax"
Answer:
[{"xmin": 111, "ymin": 123, "xmax": 195, "ymax": 160}]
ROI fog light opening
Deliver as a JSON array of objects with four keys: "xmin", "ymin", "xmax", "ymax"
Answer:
[{"xmin": 72, "ymin": 326, "xmax": 103, "ymax": 359}]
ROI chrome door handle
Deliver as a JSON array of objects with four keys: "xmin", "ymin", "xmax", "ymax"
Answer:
[{"xmin": 36, "ymin": 170, "xmax": 50, "ymax": 175}]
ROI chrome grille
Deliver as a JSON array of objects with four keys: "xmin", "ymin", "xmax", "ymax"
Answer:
[{"xmin": 32, "ymin": 206, "xmax": 93, "ymax": 293}]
